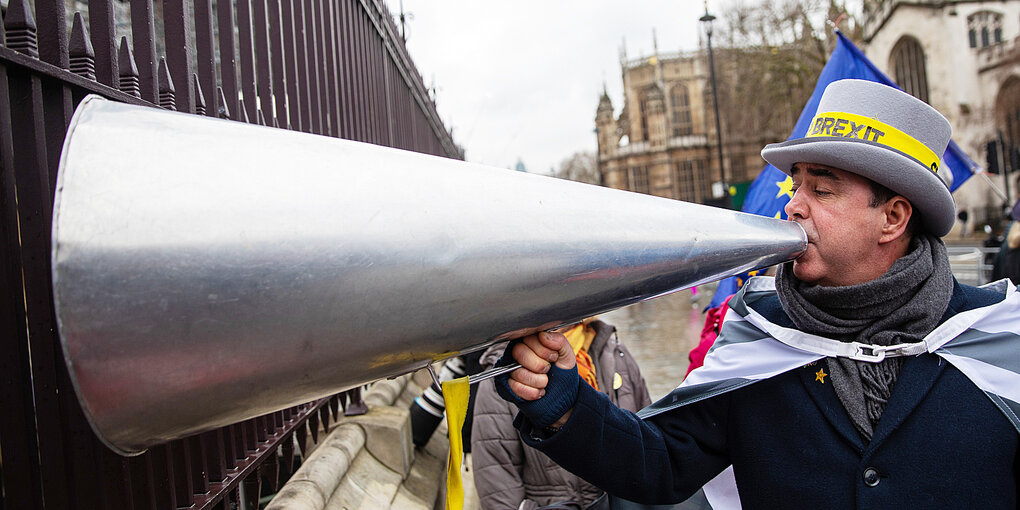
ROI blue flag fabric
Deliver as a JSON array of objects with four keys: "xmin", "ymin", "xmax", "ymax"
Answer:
[{"xmin": 708, "ymin": 31, "xmax": 979, "ymax": 308}]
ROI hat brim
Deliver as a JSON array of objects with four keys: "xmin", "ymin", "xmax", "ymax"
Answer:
[{"xmin": 761, "ymin": 137, "xmax": 955, "ymax": 237}]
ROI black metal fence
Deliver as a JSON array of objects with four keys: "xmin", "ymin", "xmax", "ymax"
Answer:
[{"xmin": 0, "ymin": 0, "xmax": 460, "ymax": 508}]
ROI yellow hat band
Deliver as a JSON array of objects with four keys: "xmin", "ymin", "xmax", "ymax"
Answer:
[{"xmin": 806, "ymin": 111, "xmax": 940, "ymax": 173}]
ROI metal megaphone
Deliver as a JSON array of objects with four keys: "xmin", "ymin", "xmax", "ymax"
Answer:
[{"xmin": 52, "ymin": 95, "xmax": 806, "ymax": 454}]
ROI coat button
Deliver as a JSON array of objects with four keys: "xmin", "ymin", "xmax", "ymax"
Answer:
[{"xmin": 863, "ymin": 467, "xmax": 880, "ymax": 487}]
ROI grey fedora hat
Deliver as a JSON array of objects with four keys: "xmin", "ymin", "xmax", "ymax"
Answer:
[{"xmin": 761, "ymin": 79, "xmax": 955, "ymax": 236}]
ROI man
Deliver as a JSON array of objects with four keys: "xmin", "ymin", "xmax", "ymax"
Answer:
[
  {"xmin": 992, "ymin": 199, "xmax": 1020, "ymax": 285},
  {"xmin": 492, "ymin": 80, "xmax": 1020, "ymax": 508}
]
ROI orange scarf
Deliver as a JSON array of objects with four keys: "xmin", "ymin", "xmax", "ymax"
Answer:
[{"xmin": 562, "ymin": 323, "xmax": 598, "ymax": 391}]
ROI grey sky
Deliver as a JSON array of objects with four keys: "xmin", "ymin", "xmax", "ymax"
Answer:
[{"xmin": 386, "ymin": 1, "xmax": 728, "ymax": 174}]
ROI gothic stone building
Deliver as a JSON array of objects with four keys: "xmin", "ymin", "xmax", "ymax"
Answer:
[
  {"xmin": 597, "ymin": 52, "xmax": 732, "ymax": 206},
  {"xmin": 863, "ymin": 0, "xmax": 1020, "ymax": 229},
  {"xmin": 596, "ymin": 46, "xmax": 807, "ymax": 207}
]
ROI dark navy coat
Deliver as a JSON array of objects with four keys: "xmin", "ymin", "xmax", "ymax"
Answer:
[{"xmin": 517, "ymin": 282, "xmax": 1020, "ymax": 509}]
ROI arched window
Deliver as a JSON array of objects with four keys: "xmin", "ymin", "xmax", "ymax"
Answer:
[
  {"xmin": 629, "ymin": 166, "xmax": 650, "ymax": 194},
  {"xmin": 670, "ymin": 84, "xmax": 692, "ymax": 137},
  {"xmin": 639, "ymin": 94, "xmax": 651, "ymax": 142},
  {"xmin": 968, "ymin": 11, "xmax": 1003, "ymax": 49},
  {"xmin": 996, "ymin": 77, "xmax": 1020, "ymax": 150},
  {"xmin": 890, "ymin": 36, "xmax": 930, "ymax": 104},
  {"xmin": 672, "ymin": 159, "xmax": 708, "ymax": 203}
]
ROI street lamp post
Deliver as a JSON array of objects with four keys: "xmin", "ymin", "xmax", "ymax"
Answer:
[{"xmin": 700, "ymin": 6, "xmax": 730, "ymax": 208}]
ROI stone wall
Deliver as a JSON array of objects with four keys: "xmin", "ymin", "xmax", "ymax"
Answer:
[{"xmin": 266, "ymin": 370, "xmax": 458, "ymax": 510}]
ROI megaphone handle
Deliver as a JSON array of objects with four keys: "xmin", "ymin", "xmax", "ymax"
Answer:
[
  {"xmin": 426, "ymin": 362, "xmax": 443, "ymax": 388},
  {"xmin": 467, "ymin": 320, "xmax": 583, "ymax": 385},
  {"xmin": 468, "ymin": 362, "xmax": 522, "ymax": 385}
]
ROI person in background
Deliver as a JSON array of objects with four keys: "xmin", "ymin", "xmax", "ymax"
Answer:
[
  {"xmin": 957, "ymin": 208, "xmax": 969, "ymax": 239},
  {"xmin": 686, "ymin": 268, "xmax": 772, "ymax": 378},
  {"xmin": 409, "ymin": 351, "xmax": 485, "ymax": 449},
  {"xmin": 992, "ymin": 199, "xmax": 1020, "ymax": 285},
  {"xmin": 471, "ymin": 318, "xmax": 650, "ymax": 510},
  {"xmin": 685, "ymin": 295, "xmax": 731, "ymax": 379}
]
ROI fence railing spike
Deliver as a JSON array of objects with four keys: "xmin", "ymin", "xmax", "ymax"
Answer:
[
  {"xmin": 118, "ymin": 36, "xmax": 141, "ymax": 98},
  {"xmin": 157, "ymin": 57, "xmax": 176, "ymax": 110},
  {"xmin": 193, "ymin": 74, "xmax": 207, "ymax": 116},
  {"xmin": 216, "ymin": 86, "xmax": 231, "ymax": 119},
  {"xmin": 237, "ymin": 97, "xmax": 251, "ymax": 124},
  {"xmin": 4, "ymin": 0, "xmax": 39, "ymax": 57},
  {"xmin": 69, "ymin": 13, "xmax": 96, "ymax": 80}
]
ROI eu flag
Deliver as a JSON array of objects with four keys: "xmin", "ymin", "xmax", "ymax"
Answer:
[{"xmin": 708, "ymin": 31, "xmax": 978, "ymax": 307}]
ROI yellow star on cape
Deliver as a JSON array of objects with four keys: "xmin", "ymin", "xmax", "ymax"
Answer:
[
  {"xmin": 776, "ymin": 175, "xmax": 794, "ymax": 199},
  {"xmin": 815, "ymin": 368, "xmax": 828, "ymax": 384}
]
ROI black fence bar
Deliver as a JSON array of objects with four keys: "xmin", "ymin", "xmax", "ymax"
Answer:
[
  {"xmin": 0, "ymin": 15, "xmax": 43, "ymax": 510},
  {"xmin": 186, "ymin": 435, "xmax": 209, "ymax": 499},
  {"xmin": 314, "ymin": 0, "xmax": 331, "ymax": 136},
  {"xmin": 236, "ymin": 0, "xmax": 257, "ymax": 122},
  {"xmin": 8, "ymin": 49, "xmax": 71, "ymax": 510},
  {"xmin": 364, "ymin": 11, "xmax": 377, "ymax": 144},
  {"xmin": 164, "ymin": 0, "xmax": 195, "ymax": 114},
  {"xmin": 323, "ymin": 0, "xmax": 340, "ymax": 137},
  {"xmin": 130, "ymin": 0, "xmax": 158, "ymax": 103},
  {"xmin": 337, "ymin": 0, "xmax": 353, "ymax": 138},
  {"xmin": 302, "ymin": 0, "xmax": 322, "ymax": 134},
  {"xmin": 326, "ymin": 1, "xmax": 340, "ymax": 137},
  {"xmin": 355, "ymin": 2, "xmax": 369, "ymax": 142},
  {"xmin": 353, "ymin": 2, "xmax": 368, "ymax": 141},
  {"xmin": 267, "ymin": 0, "xmax": 287, "ymax": 127},
  {"xmin": 194, "ymin": 0, "xmax": 215, "ymax": 117},
  {"xmin": 252, "ymin": 0, "xmax": 272, "ymax": 122},
  {"xmin": 88, "ymin": 0, "xmax": 117, "ymax": 87},
  {"xmin": 281, "ymin": 0, "xmax": 301, "ymax": 130},
  {"xmin": 217, "ymin": 0, "xmax": 239, "ymax": 120},
  {"xmin": 374, "ymin": 33, "xmax": 386, "ymax": 145},
  {"xmin": 294, "ymin": 0, "xmax": 312, "ymax": 132}
]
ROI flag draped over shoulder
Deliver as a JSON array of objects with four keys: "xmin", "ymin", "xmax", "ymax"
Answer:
[
  {"xmin": 636, "ymin": 277, "xmax": 1020, "ymax": 510},
  {"xmin": 708, "ymin": 31, "xmax": 979, "ymax": 308}
]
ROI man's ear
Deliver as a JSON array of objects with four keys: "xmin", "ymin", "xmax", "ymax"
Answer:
[{"xmin": 879, "ymin": 196, "xmax": 912, "ymax": 244}]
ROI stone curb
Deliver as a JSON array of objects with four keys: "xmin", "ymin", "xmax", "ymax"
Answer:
[{"xmin": 266, "ymin": 369, "xmax": 446, "ymax": 509}]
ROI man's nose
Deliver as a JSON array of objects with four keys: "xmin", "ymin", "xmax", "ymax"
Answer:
[{"xmin": 785, "ymin": 189, "xmax": 806, "ymax": 220}]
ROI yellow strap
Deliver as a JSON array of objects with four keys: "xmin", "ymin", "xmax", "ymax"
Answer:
[
  {"xmin": 806, "ymin": 111, "xmax": 940, "ymax": 173},
  {"xmin": 442, "ymin": 376, "xmax": 470, "ymax": 510}
]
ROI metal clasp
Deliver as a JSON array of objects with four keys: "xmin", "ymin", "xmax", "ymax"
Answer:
[
  {"xmin": 851, "ymin": 344, "xmax": 889, "ymax": 362},
  {"xmin": 848, "ymin": 341, "xmax": 924, "ymax": 363}
]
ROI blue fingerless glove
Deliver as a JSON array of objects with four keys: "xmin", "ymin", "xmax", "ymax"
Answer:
[{"xmin": 492, "ymin": 339, "xmax": 580, "ymax": 429}]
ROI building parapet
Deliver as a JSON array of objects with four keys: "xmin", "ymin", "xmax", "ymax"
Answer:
[
  {"xmin": 667, "ymin": 134, "xmax": 710, "ymax": 149},
  {"xmin": 862, "ymin": 1, "xmax": 969, "ymax": 41},
  {"xmin": 616, "ymin": 140, "xmax": 651, "ymax": 156},
  {"xmin": 623, "ymin": 49, "xmax": 702, "ymax": 69},
  {"xmin": 978, "ymin": 36, "xmax": 1020, "ymax": 72},
  {"xmin": 612, "ymin": 134, "xmax": 711, "ymax": 159}
]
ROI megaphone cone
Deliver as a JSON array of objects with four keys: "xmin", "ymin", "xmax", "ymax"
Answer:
[{"xmin": 53, "ymin": 96, "xmax": 806, "ymax": 453}]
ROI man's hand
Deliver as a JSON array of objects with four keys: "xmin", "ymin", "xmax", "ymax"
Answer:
[
  {"xmin": 502, "ymin": 331, "xmax": 577, "ymax": 428},
  {"xmin": 507, "ymin": 331, "xmax": 576, "ymax": 400}
]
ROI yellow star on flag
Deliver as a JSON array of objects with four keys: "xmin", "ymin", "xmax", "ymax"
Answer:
[
  {"xmin": 815, "ymin": 368, "xmax": 828, "ymax": 384},
  {"xmin": 776, "ymin": 175, "xmax": 794, "ymax": 199}
]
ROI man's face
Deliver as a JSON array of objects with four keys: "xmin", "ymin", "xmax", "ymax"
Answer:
[{"xmin": 784, "ymin": 163, "xmax": 889, "ymax": 287}]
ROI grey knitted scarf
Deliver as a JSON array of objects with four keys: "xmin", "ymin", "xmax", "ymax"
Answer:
[{"xmin": 775, "ymin": 234, "xmax": 953, "ymax": 441}]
